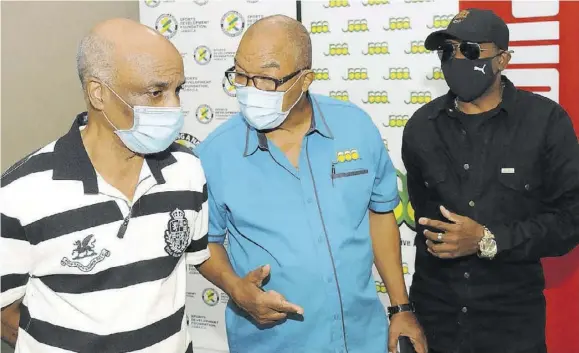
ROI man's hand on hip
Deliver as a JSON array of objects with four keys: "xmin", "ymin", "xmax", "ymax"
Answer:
[
  {"xmin": 230, "ymin": 264, "xmax": 304, "ymax": 326},
  {"xmin": 388, "ymin": 312, "xmax": 428, "ymax": 353}
]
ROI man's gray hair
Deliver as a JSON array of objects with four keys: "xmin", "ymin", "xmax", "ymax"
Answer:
[{"xmin": 76, "ymin": 34, "xmax": 116, "ymax": 89}]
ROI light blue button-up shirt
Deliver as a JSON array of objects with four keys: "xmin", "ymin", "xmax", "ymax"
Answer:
[{"xmin": 196, "ymin": 94, "xmax": 399, "ymax": 353}]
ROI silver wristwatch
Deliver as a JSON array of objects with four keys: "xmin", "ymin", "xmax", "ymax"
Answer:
[{"xmin": 477, "ymin": 226, "xmax": 497, "ymax": 259}]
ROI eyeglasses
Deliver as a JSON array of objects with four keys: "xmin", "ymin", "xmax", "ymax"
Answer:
[
  {"xmin": 224, "ymin": 66, "xmax": 305, "ymax": 92},
  {"xmin": 437, "ymin": 41, "xmax": 493, "ymax": 62}
]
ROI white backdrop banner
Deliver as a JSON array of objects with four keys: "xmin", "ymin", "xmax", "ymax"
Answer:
[{"xmin": 140, "ymin": 1, "xmax": 456, "ymax": 352}]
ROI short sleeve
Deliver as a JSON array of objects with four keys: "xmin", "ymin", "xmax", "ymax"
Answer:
[
  {"xmin": 195, "ymin": 144, "xmax": 227, "ymax": 244},
  {"xmin": 185, "ymin": 183, "xmax": 210, "ymax": 265},
  {"xmin": 369, "ymin": 126, "xmax": 400, "ymax": 213},
  {"xmin": 1, "ymin": 189, "xmax": 32, "ymax": 308}
]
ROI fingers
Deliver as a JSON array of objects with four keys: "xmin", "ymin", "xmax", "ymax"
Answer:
[
  {"xmin": 263, "ymin": 290, "xmax": 304, "ymax": 315},
  {"xmin": 440, "ymin": 205, "xmax": 463, "ymax": 224},
  {"xmin": 418, "ymin": 217, "xmax": 455, "ymax": 232},
  {"xmin": 410, "ymin": 335, "xmax": 429, "ymax": 353},
  {"xmin": 423, "ymin": 230, "xmax": 458, "ymax": 244},
  {"xmin": 387, "ymin": 329, "xmax": 399, "ymax": 353},
  {"xmin": 426, "ymin": 240, "xmax": 459, "ymax": 259},
  {"xmin": 246, "ymin": 264, "xmax": 270, "ymax": 286}
]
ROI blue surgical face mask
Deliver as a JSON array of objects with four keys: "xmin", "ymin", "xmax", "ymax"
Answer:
[
  {"xmin": 101, "ymin": 84, "xmax": 184, "ymax": 155},
  {"xmin": 236, "ymin": 74, "xmax": 304, "ymax": 130}
]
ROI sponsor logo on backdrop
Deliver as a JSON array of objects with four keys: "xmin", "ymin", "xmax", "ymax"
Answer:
[
  {"xmin": 376, "ymin": 280, "xmax": 387, "ymax": 294},
  {"xmin": 363, "ymin": 42, "xmax": 389, "ymax": 55},
  {"xmin": 176, "ymin": 133, "xmax": 201, "ymax": 151},
  {"xmin": 310, "ymin": 21, "xmax": 330, "ymax": 34},
  {"xmin": 324, "ymin": 43, "xmax": 349, "ymax": 56},
  {"xmin": 362, "ymin": 0, "xmax": 389, "ymax": 6},
  {"xmin": 183, "ymin": 76, "xmax": 211, "ymax": 92},
  {"xmin": 193, "ymin": 0, "xmax": 208, "ymax": 5},
  {"xmin": 324, "ymin": 0, "xmax": 350, "ymax": 8},
  {"xmin": 246, "ymin": 0, "xmax": 259, "ymax": 3},
  {"xmin": 196, "ymin": 104, "xmax": 237, "ymax": 122},
  {"xmin": 384, "ymin": 68, "xmax": 411, "ymax": 80},
  {"xmin": 405, "ymin": 41, "xmax": 430, "ymax": 54},
  {"xmin": 196, "ymin": 105, "xmax": 214, "ymax": 124},
  {"xmin": 222, "ymin": 77, "xmax": 236, "ymax": 97},
  {"xmin": 362, "ymin": 91, "xmax": 389, "ymax": 104},
  {"xmin": 155, "ymin": 14, "xmax": 178, "ymax": 39},
  {"xmin": 313, "ymin": 69, "xmax": 330, "ymax": 81},
  {"xmin": 221, "ymin": 11, "xmax": 245, "ymax": 37},
  {"xmin": 405, "ymin": 91, "xmax": 432, "ymax": 104},
  {"xmin": 144, "ymin": 0, "xmax": 160, "ymax": 8},
  {"xmin": 383, "ymin": 115, "xmax": 410, "ymax": 128},
  {"xmin": 246, "ymin": 15, "xmax": 264, "ymax": 27},
  {"xmin": 384, "ymin": 17, "xmax": 411, "ymax": 31},
  {"xmin": 329, "ymin": 91, "xmax": 349, "ymax": 102},
  {"xmin": 343, "ymin": 68, "xmax": 368, "ymax": 81},
  {"xmin": 427, "ymin": 67, "xmax": 445, "ymax": 80},
  {"xmin": 202, "ymin": 288, "xmax": 220, "ymax": 306},
  {"xmin": 404, "ymin": 0, "xmax": 433, "ymax": 3},
  {"xmin": 343, "ymin": 19, "xmax": 369, "ymax": 33},
  {"xmin": 428, "ymin": 14, "xmax": 453, "ymax": 29},
  {"xmin": 193, "ymin": 46, "xmax": 212, "ymax": 65}
]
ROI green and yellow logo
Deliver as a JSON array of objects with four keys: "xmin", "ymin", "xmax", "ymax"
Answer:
[
  {"xmin": 395, "ymin": 170, "xmax": 415, "ymax": 230},
  {"xmin": 405, "ymin": 41, "xmax": 430, "ymax": 54},
  {"xmin": 329, "ymin": 91, "xmax": 349, "ymax": 102},
  {"xmin": 362, "ymin": 0, "xmax": 389, "ymax": 5},
  {"xmin": 336, "ymin": 149, "xmax": 360, "ymax": 163},
  {"xmin": 324, "ymin": 0, "xmax": 350, "ymax": 8},
  {"xmin": 383, "ymin": 67, "xmax": 411, "ymax": 81},
  {"xmin": 376, "ymin": 280, "xmax": 387, "ymax": 294},
  {"xmin": 313, "ymin": 69, "xmax": 330, "ymax": 81},
  {"xmin": 362, "ymin": 91, "xmax": 389, "ymax": 104},
  {"xmin": 427, "ymin": 67, "xmax": 445, "ymax": 80},
  {"xmin": 405, "ymin": 91, "xmax": 432, "ymax": 105},
  {"xmin": 383, "ymin": 115, "xmax": 410, "ymax": 128},
  {"xmin": 363, "ymin": 42, "xmax": 389, "ymax": 55},
  {"xmin": 343, "ymin": 68, "xmax": 369, "ymax": 81},
  {"xmin": 343, "ymin": 19, "xmax": 369, "ymax": 32},
  {"xmin": 310, "ymin": 21, "xmax": 330, "ymax": 34},
  {"xmin": 384, "ymin": 17, "xmax": 411, "ymax": 31},
  {"xmin": 324, "ymin": 43, "xmax": 349, "ymax": 56},
  {"xmin": 404, "ymin": 0, "xmax": 433, "ymax": 3},
  {"xmin": 428, "ymin": 14, "xmax": 453, "ymax": 29}
]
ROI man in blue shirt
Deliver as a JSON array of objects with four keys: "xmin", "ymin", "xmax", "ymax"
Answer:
[{"xmin": 196, "ymin": 15, "xmax": 426, "ymax": 353}]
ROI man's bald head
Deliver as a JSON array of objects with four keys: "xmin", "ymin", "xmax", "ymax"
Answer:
[
  {"xmin": 76, "ymin": 18, "xmax": 180, "ymax": 89},
  {"xmin": 80, "ymin": 18, "xmax": 185, "ymax": 132},
  {"xmin": 238, "ymin": 15, "xmax": 312, "ymax": 72}
]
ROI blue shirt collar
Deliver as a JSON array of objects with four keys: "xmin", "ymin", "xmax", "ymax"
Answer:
[{"xmin": 243, "ymin": 94, "xmax": 334, "ymax": 157}]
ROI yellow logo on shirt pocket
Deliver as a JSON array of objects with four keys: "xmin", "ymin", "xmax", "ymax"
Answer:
[{"xmin": 336, "ymin": 149, "xmax": 360, "ymax": 163}]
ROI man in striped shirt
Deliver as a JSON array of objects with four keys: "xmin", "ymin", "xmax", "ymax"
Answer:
[{"xmin": 0, "ymin": 18, "xmax": 209, "ymax": 353}]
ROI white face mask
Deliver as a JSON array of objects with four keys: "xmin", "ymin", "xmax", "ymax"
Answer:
[
  {"xmin": 235, "ymin": 74, "xmax": 304, "ymax": 130},
  {"xmin": 101, "ymin": 83, "xmax": 184, "ymax": 155}
]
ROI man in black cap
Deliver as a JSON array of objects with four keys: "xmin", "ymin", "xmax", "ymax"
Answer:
[{"xmin": 402, "ymin": 8, "xmax": 579, "ymax": 353}]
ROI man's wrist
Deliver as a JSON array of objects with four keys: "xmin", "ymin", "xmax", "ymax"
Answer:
[
  {"xmin": 477, "ymin": 226, "xmax": 498, "ymax": 259},
  {"xmin": 387, "ymin": 303, "xmax": 415, "ymax": 318}
]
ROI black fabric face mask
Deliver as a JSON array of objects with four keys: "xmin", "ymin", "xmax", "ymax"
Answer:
[{"xmin": 441, "ymin": 57, "xmax": 497, "ymax": 102}]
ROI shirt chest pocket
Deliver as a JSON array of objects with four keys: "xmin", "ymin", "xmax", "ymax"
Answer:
[
  {"xmin": 332, "ymin": 162, "xmax": 373, "ymax": 217},
  {"xmin": 497, "ymin": 166, "xmax": 543, "ymax": 195}
]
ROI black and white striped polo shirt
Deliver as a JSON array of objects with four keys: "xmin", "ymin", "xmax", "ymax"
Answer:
[{"xmin": 0, "ymin": 113, "xmax": 209, "ymax": 353}]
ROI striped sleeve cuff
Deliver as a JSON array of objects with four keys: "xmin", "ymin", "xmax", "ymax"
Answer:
[
  {"xmin": 185, "ymin": 248, "xmax": 210, "ymax": 265},
  {"xmin": 369, "ymin": 197, "xmax": 400, "ymax": 214}
]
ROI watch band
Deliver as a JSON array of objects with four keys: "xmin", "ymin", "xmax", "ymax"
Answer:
[{"xmin": 387, "ymin": 303, "xmax": 415, "ymax": 318}]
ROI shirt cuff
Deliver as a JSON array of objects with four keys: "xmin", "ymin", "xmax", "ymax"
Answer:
[
  {"xmin": 208, "ymin": 233, "xmax": 226, "ymax": 244},
  {"xmin": 369, "ymin": 198, "xmax": 399, "ymax": 213},
  {"xmin": 185, "ymin": 248, "xmax": 210, "ymax": 265}
]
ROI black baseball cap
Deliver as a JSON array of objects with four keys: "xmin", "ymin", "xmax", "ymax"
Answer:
[{"xmin": 424, "ymin": 8, "xmax": 509, "ymax": 51}]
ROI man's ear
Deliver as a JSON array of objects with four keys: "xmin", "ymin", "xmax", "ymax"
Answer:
[
  {"xmin": 301, "ymin": 70, "xmax": 315, "ymax": 92},
  {"xmin": 498, "ymin": 51, "xmax": 511, "ymax": 71},
  {"xmin": 86, "ymin": 78, "xmax": 105, "ymax": 111}
]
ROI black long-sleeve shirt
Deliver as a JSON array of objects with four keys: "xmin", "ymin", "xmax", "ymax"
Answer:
[{"xmin": 401, "ymin": 76, "xmax": 579, "ymax": 353}]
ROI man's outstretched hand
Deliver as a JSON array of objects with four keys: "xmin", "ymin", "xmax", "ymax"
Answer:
[{"xmin": 230, "ymin": 264, "xmax": 304, "ymax": 326}]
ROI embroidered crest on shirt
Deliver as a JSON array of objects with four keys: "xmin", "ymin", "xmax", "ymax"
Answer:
[
  {"xmin": 164, "ymin": 208, "xmax": 190, "ymax": 257},
  {"xmin": 61, "ymin": 234, "xmax": 111, "ymax": 272}
]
